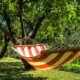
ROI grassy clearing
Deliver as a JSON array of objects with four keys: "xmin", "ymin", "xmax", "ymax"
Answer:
[{"xmin": 0, "ymin": 57, "xmax": 80, "ymax": 80}]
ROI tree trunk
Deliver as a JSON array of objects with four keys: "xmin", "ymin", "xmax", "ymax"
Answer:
[
  {"xmin": 21, "ymin": 58, "xmax": 35, "ymax": 70},
  {"xmin": 20, "ymin": 37, "xmax": 35, "ymax": 70},
  {"xmin": 0, "ymin": 35, "xmax": 10, "ymax": 58}
]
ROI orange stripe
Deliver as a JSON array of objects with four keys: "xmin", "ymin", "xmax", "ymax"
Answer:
[
  {"xmin": 27, "ymin": 47, "xmax": 33, "ymax": 57},
  {"xmin": 22, "ymin": 53, "xmax": 50, "ymax": 62},
  {"xmin": 69, "ymin": 56, "xmax": 80, "ymax": 63},
  {"xmin": 34, "ymin": 46, "xmax": 40, "ymax": 55},
  {"xmin": 74, "ymin": 56, "xmax": 80, "ymax": 61},
  {"xmin": 52, "ymin": 51, "xmax": 78, "ymax": 69},
  {"xmin": 40, "ymin": 45, "xmax": 46, "ymax": 50},
  {"xmin": 20, "ymin": 47, "xmax": 26, "ymax": 56},
  {"xmin": 29, "ymin": 52, "xmax": 64, "ymax": 68}
]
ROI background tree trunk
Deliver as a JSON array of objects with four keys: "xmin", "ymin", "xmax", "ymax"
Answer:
[
  {"xmin": 21, "ymin": 37, "xmax": 35, "ymax": 70},
  {"xmin": 0, "ymin": 35, "xmax": 10, "ymax": 58},
  {"xmin": 21, "ymin": 58, "xmax": 35, "ymax": 70}
]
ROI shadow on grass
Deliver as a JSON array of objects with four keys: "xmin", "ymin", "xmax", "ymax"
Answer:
[{"xmin": 0, "ymin": 62, "xmax": 48, "ymax": 80}]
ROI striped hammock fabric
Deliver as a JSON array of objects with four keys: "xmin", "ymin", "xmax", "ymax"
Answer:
[
  {"xmin": 12, "ymin": 44, "xmax": 80, "ymax": 70},
  {"xmin": 12, "ymin": 44, "xmax": 46, "ymax": 58}
]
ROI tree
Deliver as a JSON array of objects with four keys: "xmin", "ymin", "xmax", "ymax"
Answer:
[
  {"xmin": 0, "ymin": 0, "xmax": 53, "ymax": 70},
  {"xmin": 0, "ymin": 0, "xmax": 79, "ymax": 70}
]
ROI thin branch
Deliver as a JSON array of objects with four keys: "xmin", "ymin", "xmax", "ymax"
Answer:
[
  {"xmin": 23, "ymin": 17, "xmax": 34, "ymax": 30},
  {"xmin": 23, "ymin": 17, "xmax": 29, "ymax": 24},
  {"xmin": 0, "ymin": 23, "xmax": 19, "ymax": 44},
  {"xmin": 30, "ymin": 15, "xmax": 46, "ymax": 39},
  {"xmin": 23, "ymin": 0, "xmax": 37, "ymax": 5},
  {"xmin": 43, "ymin": 0, "xmax": 53, "ymax": 15},
  {"xmin": 0, "ymin": 35, "xmax": 10, "ymax": 58},
  {"xmin": 19, "ymin": 0, "xmax": 25, "ymax": 38},
  {"xmin": 23, "ymin": 17, "xmax": 34, "ymax": 36},
  {"xmin": 23, "ymin": 17, "xmax": 35, "ymax": 28}
]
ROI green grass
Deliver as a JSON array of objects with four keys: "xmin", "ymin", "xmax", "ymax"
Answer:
[{"xmin": 0, "ymin": 57, "xmax": 80, "ymax": 80}]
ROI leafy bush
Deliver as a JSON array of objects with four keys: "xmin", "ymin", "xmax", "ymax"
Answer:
[{"xmin": 58, "ymin": 63, "xmax": 80, "ymax": 73}]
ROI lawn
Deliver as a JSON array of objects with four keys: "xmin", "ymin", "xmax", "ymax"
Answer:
[{"xmin": 0, "ymin": 57, "xmax": 80, "ymax": 80}]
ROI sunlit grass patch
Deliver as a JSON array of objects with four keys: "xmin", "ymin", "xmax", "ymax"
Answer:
[{"xmin": 0, "ymin": 57, "xmax": 22, "ymax": 62}]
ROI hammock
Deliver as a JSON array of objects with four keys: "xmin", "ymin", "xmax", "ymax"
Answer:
[
  {"xmin": 12, "ymin": 44, "xmax": 80, "ymax": 70},
  {"xmin": 11, "ymin": 31, "xmax": 80, "ymax": 70}
]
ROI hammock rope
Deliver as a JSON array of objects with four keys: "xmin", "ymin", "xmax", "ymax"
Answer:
[{"xmin": 50, "ymin": 31, "xmax": 80, "ymax": 49}]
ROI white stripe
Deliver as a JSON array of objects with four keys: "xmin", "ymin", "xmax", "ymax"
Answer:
[
  {"xmin": 37, "ymin": 46, "xmax": 42, "ymax": 53},
  {"xmin": 31, "ymin": 46, "xmax": 37, "ymax": 57},
  {"xmin": 17, "ymin": 47, "xmax": 23, "ymax": 56},
  {"xmin": 28, "ymin": 53, "xmax": 59, "ymax": 65},
  {"xmin": 28, "ymin": 51, "xmax": 72, "ymax": 69},
  {"xmin": 43, "ymin": 45, "xmax": 47, "ymax": 50},
  {"xmin": 24, "ymin": 47, "xmax": 30, "ymax": 57},
  {"xmin": 44, "ymin": 51, "xmax": 80, "ymax": 70},
  {"xmin": 66, "ymin": 51, "xmax": 80, "ymax": 64}
]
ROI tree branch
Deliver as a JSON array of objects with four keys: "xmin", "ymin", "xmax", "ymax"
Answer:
[
  {"xmin": 23, "ymin": 17, "xmax": 29, "ymax": 24},
  {"xmin": 0, "ymin": 23, "xmax": 19, "ymax": 44},
  {"xmin": 30, "ymin": 15, "xmax": 46, "ymax": 39},
  {"xmin": 30, "ymin": 1, "xmax": 52, "ymax": 39},
  {"xmin": 22, "ymin": 17, "xmax": 35, "ymax": 36},
  {"xmin": 4, "ymin": 8, "xmax": 19, "ymax": 45},
  {"xmin": 0, "ymin": 0, "xmax": 3, "ymax": 3},
  {"xmin": 19, "ymin": 0, "xmax": 25, "ymax": 38},
  {"xmin": 0, "ymin": 35, "xmax": 10, "ymax": 58},
  {"xmin": 23, "ymin": 0, "xmax": 37, "ymax": 5},
  {"xmin": 0, "ymin": 23, "xmax": 10, "ymax": 36}
]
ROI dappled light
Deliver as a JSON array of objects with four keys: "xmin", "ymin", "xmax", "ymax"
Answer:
[
  {"xmin": 0, "ymin": 58, "xmax": 80, "ymax": 80},
  {"xmin": 0, "ymin": 0, "xmax": 80, "ymax": 79},
  {"xmin": 0, "ymin": 61, "xmax": 48, "ymax": 80}
]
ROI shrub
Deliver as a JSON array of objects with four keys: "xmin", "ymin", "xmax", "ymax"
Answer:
[{"xmin": 58, "ymin": 63, "xmax": 80, "ymax": 73}]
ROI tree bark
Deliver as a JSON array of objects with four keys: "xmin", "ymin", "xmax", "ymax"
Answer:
[
  {"xmin": 0, "ymin": 35, "xmax": 10, "ymax": 58},
  {"xmin": 0, "ymin": 23, "xmax": 10, "ymax": 36},
  {"xmin": 18, "ymin": 0, "xmax": 35, "ymax": 70},
  {"xmin": 21, "ymin": 37, "xmax": 35, "ymax": 70},
  {"xmin": 21, "ymin": 57, "xmax": 35, "ymax": 70},
  {"xmin": 30, "ymin": 15, "xmax": 46, "ymax": 39},
  {"xmin": 4, "ymin": 9, "xmax": 19, "ymax": 45},
  {"xmin": 19, "ymin": 0, "xmax": 25, "ymax": 38}
]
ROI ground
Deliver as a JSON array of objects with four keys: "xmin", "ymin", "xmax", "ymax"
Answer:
[{"xmin": 0, "ymin": 57, "xmax": 80, "ymax": 80}]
